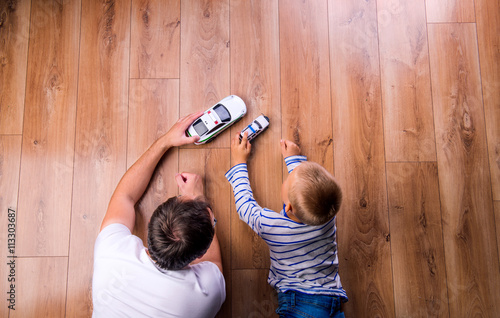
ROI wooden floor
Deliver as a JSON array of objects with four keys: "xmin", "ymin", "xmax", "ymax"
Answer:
[{"xmin": 1, "ymin": 0, "xmax": 499, "ymax": 317}]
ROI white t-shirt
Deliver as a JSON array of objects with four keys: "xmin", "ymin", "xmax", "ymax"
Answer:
[{"xmin": 92, "ymin": 223, "xmax": 226, "ymax": 318}]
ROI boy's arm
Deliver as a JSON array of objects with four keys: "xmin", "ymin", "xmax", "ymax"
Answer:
[
  {"xmin": 227, "ymin": 132, "xmax": 264, "ymax": 233},
  {"xmin": 284, "ymin": 155, "xmax": 308, "ymax": 173},
  {"xmin": 225, "ymin": 163, "xmax": 264, "ymax": 233},
  {"xmin": 280, "ymin": 139, "xmax": 307, "ymax": 173}
]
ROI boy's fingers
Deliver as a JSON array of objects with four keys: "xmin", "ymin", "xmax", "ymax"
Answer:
[
  {"xmin": 232, "ymin": 133, "xmax": 239, "ymax": 146},
  {"xmin": 241, "ymin": 131, "xmax": 249, "ymax": 145},
  {"xmin": 280, "ymin": 139, "xmax": 287, "ymax": 151}
]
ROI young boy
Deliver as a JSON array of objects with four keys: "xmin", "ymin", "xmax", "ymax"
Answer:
[{"xmin": 226, "ymin": 132, "xmax": 347, "ymax": 318}]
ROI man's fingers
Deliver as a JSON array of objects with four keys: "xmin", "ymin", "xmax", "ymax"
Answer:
[
  {"xmin": 184, "ymin": 111, "xmax": 204, "ymax": 127},
  {"xmin": 189, "ymin": 111, "xmax": 204, "ymax": 121},
  {"xmin": 175, "ymin": 173, "xmax": 185, "ymax": 186},
  {"xmin": 188, "ymin": 135, "xmax": 200, "ymax": 143}
]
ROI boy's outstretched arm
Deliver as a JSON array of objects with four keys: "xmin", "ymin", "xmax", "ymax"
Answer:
[{"xmin": 226, "ymin": 132, "xmax": 264, "ymax": 233}]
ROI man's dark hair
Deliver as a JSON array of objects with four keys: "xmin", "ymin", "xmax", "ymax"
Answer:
[{"xmin": 147, "ymin": 196, "xmax": 214, "ymax": 270}]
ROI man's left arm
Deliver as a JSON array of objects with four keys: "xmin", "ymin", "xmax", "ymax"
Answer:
[{"xmin": 100, "ymin": 112, "xmax": 203, "ymax": 232}]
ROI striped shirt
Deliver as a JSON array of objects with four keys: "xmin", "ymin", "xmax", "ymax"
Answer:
[{"xmin": 225, "ymin": 155, "xmax": 347, "ymax": 299}]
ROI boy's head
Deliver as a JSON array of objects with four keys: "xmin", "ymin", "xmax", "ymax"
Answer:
[
  {"xmin": 147, "ymin": 196, "xmax": 215, "ymax": 270},
  {"xmin": 282, "ymin": 162, "xmax": 342, "ymax": 226}
]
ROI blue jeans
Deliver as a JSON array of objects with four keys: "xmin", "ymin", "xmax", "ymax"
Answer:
[{"xmin": 276, "ymin": 290, "xmax": 345, "ymax": 318}]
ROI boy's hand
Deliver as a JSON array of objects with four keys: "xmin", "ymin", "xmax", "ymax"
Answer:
[
  {"xmin": 231, "ymin": 132, "xmax": 252, "ymax": 165},
  {"xmin": 280, "ymin": 139, "xmax": 301, "ymax": 157},
  {"xmin": 175, "ymin": 172, "xmax": 204, "ymax": 198}
]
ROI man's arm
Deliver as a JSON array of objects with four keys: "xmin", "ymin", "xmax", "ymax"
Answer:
[
  {"xmin": 100, "ymin": 112, "xmax": 203, "ymax": 232},
  {"xmin": 175, "ymin": 172, "xmax": 223, "ymax": 273},
  {"xmin": 191, "ymin": 233, "xmax": 223, "ymax": 273}
]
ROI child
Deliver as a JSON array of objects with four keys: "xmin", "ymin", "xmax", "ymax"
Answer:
[{"xmin": 226, "ymin": 132, "xmax": 347, "ymax": 318}]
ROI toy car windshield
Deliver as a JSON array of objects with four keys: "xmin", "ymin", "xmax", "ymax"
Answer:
[
  {"xmin": 192, "ymin": 118, "xmax": 209, "ymax": 136},
  {"xmin": 213, "ymin": 104, "xmax": 231, "ymax": 122}
]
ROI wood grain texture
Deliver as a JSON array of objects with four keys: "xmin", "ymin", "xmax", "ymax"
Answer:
[
  {"xmin": 179, "ymin": 148, "xmax": 231, "ymax": 318},
  {"xmin": 229, "ymin": 0, "xmax": 281, "ymax": 270},
  {"xmin": 128, "ymin": 79, "xmax": 180, "ymax": 241},
  {"xmin": 495, "ymin": 201, "xmax": 500, "ymax": 264},
  {"xmin": 180, "ymin": 0, "xmax": 230, "ymax": 148},
  {"xmin": 5, "ymin": 0, "xmax": 500, "ymax": 315},
  {"xmin": 0, "ymin": 136, "xmax": 22, "ymax": 318},
  {"xmin": 0, "ymin": 0, "xmax": 30, "ymax": 134},
  {"xmin": 425, "ymin": 0, "xmax": 475, "ymax": 23},
  {"xmin": 387, "ymin": 162, "xmax": 448, "ymax": 317},
  {"xmin": 17, "ymin": 0, "xmax": 80, "ymax": 256},
  {"xmin": 232, "ymin": 269, "xmax": 278, "ymax": 318},
  {"xmin": 428, "ymin": 23, "xmax": 500, "ymax": 316},
  {"xmin": 377, "ymin": 0, "xmax": 436, "ymax": 162},
  {"xmin": 328, "ymin": 0, "xmax": 394, "ymax": 316},
  {"xmin": 65, "ymin": 0, "xmax": 131, "ymax": 316},
  {"xmin": 475, "ymin": 0, "xmax": 500, "ymax": 200},
  {"xmin": 130, "ymin": 0, "xmax": 180, "ymax": 78},
  {"xmin": 279, "ymin": 0, "xmax": 333, "ymax": 171},
  {"xmin": 10, "ymin": 257, "xmax": 68, "ymax": 317}
]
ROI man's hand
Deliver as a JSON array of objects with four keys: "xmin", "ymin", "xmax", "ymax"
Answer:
[
  {"xmin": 175, "ymin": 172, "xmax": 204, "ymax": 198},
  {"xmin": 280, "ymin": 139, "xmax": 301, "ymax": 158},
  {"xmin": 231, "ymin": 132, "xmax": 252, "ymax": 165},
  {"xmin": 100, "ymin": 111, "xmax": 203, "ymax": 232},
  {"xmin": 164, "ymin": 111, "xmax": 204, "ymax": 147}
]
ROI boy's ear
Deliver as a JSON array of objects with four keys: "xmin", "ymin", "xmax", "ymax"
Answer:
[{"xmin": 284, "ymin": 202, "xmax": 292, "ymax": 213}]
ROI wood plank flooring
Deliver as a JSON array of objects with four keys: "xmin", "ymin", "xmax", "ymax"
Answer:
[
  {"xmin": 1, "ymin": 0, "xmax": 499, "ymax": 317},
  {"xmin": 0, "ymin": 0, "xmax": 30, "ymax": 135}
]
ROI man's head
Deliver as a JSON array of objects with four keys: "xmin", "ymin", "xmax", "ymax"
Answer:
[
  {"xmin": 282, "ymin": 162, "xmax": 342, "ymax": 226},
  {"xmin": 147, "ymin": 196, "xmax": 215, "ymax": 270}
]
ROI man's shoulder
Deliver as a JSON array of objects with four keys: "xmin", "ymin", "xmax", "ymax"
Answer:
[
  {"xmin": 191, "ymin": 261, "xmax": 224, "ymax": 276},
  {"xmin": 98, "ymin": 222, "xmax": 132, "ymax": 236},
  {"xmin": 94, "ymin": 223, "xmax": 143, "ymax": 257}
]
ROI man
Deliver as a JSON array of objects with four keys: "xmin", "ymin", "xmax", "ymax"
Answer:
[{"xmin": 92, "ymin": 112, "xmax": 225, "ymax": 317}]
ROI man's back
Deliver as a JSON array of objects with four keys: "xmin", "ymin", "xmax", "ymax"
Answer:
[{"xmin": 92, "ymin": 224, "xmax": 225, "ymax": 318}]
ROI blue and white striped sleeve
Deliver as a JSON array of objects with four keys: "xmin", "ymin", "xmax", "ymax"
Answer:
[
  {"xmin": 225, "ymin": 164, "xmax": 263, "ymax": 234},
  {"xmin": 284, "ymin": 155, "xmax": 307, "ymax": 174}
]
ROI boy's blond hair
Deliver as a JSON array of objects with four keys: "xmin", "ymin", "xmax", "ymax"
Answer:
[{"xmin": 289, "ymin": 162, "xmax": 342, "ymax": 225}]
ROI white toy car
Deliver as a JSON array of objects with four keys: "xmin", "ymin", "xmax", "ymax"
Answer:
[
  {"xmin": 239, "ymin": 114, "xmax": 270, "ymax": 143},
  {"xmin": 186, "ymin": 95, "xmax": 247, "ymax": 145}
]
